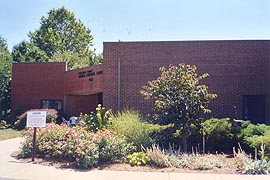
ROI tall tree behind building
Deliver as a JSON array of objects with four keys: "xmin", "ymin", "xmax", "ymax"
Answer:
[{"xmin": 12, "ymin": 7, "xmax": 96, "ymax": 70}]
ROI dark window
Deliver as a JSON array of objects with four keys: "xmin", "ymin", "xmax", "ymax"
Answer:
[
  {"xmin": 41, "ymin": 100, "xmax": 62, "ymax": 112},
  {"xmin": 79, "ymin": 74, "xmax": 85, "ymax": 78},
  {"xmin": 243, "ymin": 95, "xmax": 266, "ymax": 124},
  {"xmin": 96, "ymin": 71, "xmax": 103, "ymax": 75},
  {"xmin": 86, "ymin": 72, "xmax": 95, "ymax": 76},
  {"xmin": 98, "ymin": 93, "xmax": 103, "ymax": 105},
  {"xmin": 79, "ymin": 71, "xmax": 87, "ymax": 78}
]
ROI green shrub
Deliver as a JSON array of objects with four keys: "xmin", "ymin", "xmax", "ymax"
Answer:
[
  {"xmin": 239, "ymin": 123, "xmax": 270, "ymax": 138},
  {"xmin": 109, "ymin": 110, "xmax": 167, "ymax": 150},
  {"xmin": 94, "ymin": 130, "xmax": 136, "ymax": 163},
  {"xmin": 239, "ymin": 123, "xmax": 270, "ymax": 158},
  {"xmin": 79, "ymin": 104, "xmax": 112, "ymax": 132},
  {"xmin": 202, "ymin": 118, "xmax": 240, "ymax": 152},
  {"xmin": 128, "ymin": 152, "xmax": 150, "ymax": 166},
  {"xmin": 14, "ymin": 109, "xmax": 58, "ymax": 130}
]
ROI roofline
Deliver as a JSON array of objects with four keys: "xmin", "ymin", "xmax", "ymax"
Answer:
[
  {"xmin": 12, "ymin": 61, "xmax": 103, "ymax": 72},
  {"xmin": 103, "ymin": 39, "xmax": 270, "ymax": 44},
  {"xmin": 65, "ymin": 63, "xmax": 103, "ymax": 72},
  {"xmin": 12, "ymin": 62, "xmax": 66, "ymax": 65}
]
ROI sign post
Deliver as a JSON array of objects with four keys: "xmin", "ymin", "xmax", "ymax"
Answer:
[{"xmin": 26, "ymin": 111, "xmax": 46, "ymax": 161}]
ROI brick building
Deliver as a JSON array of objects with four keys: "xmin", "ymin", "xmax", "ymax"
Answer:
[
  {"xmin": 11, "ymin": 62, "xmax": 103, "ymax": 117},
  {"xmin": 11, "ymin": 40, "xmax": 270, "ymax": 124},
  {"xmin": 103, "ymin": 40, "xmax": 270, "ymax": 124}
]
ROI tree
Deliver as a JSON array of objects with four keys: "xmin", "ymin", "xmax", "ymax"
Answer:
[
  {"xmin": 0, "ymin": 36, "xmax": 12, "ymax": 122},
  {"xmin": 29, "ymin": 7, "xmax": 94, "ymax": 64},
  {"xmin": 91, "ymin": 53, "xmax": 103, "ymax": 65},
  {"xmin": 12, "ymin": 41, "xmax": 48, "ymax": 63},
  {"xmin": 50, "ymin": 51, "xmax": 87, "ymax": 70},
  {"xmin": 140, "ymin": 64, "xmax": 217, "ymax": 151}
]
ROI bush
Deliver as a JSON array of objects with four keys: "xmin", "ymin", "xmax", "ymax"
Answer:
[
  {"xmin": 202, "ymin": 118, "xmax": 242, "ymax": 152},
  {"xmin": 128, "ymin": 152, "xmax": 150, "ymax": 166},
  {"xmin": 93, "ymin": 130, "xmax": 136, "ymax": 163},
  {"xmin": 238, "ymin": 123, "xmax": 270, "ymax": 158},
  {"xmin": 109, "ymin": 109, "xmax": 167, "ymax": 150},
  {"xmin": 202, "ymin": 118, "xmax": 270, "ymax": 156},
  {"xmin": 19, "ymin": 124, "xmax": 99, "ymax": 168},
  {"xmin": 75, "ymin": 141, "xmax": 99, "ymax": 169},
  {"xmin": 19, "ymin": 124, "xmax": 135, "ymax": 168},
  {"xmin": 14, "ymin": 109, "xmax": 58, "ymax": 130}
]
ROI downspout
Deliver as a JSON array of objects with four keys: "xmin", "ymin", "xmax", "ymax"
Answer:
[{"xmin": 117, "ymin": 58, "xmax": 121, "ymax": 111}]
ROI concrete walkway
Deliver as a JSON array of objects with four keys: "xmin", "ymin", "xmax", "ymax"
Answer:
[{"xmin": 0, "ymin": 138, "xmax": 269, "ymax": 180}]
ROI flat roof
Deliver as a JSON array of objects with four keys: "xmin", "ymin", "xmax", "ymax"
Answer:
[{"xmin": 103, "ymin": 39, "xmax": 270, "ymax": 44}]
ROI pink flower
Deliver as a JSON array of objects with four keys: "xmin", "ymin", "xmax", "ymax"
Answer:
[
  {"xmin": 92, "ymin": 135, "xmax": 97, "ymax": 143},
  {"xmin": 78, "ymin": 143, "xmax": 84, "ymax": 148}
]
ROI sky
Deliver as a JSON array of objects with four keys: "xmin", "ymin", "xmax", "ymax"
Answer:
[{"xmin": 0, "ymin": 0, "xmax": 270, "ymax": 53}]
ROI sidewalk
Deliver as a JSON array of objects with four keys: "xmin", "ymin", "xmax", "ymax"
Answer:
[{"xmin": 0, "ymin": 138, "xmax": 269, "ymax": 180}]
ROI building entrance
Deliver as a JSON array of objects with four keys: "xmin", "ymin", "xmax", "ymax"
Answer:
[{"xmin": 243, "ymin": 95, "xmax": 266, "ymax": 124}]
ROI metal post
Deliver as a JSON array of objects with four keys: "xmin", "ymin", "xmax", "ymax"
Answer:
[
  {"xmin": 32, "ymin": 127, "xmax": 37, "ymax": 161},
  {"xmin": 117, "ymin": 59, "xmax": 121, "ymax": 111}
]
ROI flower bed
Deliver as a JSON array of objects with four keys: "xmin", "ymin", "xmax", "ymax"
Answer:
[{"xmin": 19, "ymin": 123, "xmax": 135, "ymax": 168}]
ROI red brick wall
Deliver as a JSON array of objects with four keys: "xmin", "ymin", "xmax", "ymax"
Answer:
[
  {"xmin": 64, "ymin": 64, "xmax": 103, "ymax": 116},
  {"xmin": 103, "ymin": 40, "xmax": 270, "ymax": 123},
  {"xmin": 11, "ymin": 62, "xmax": 66, "ymax": 113},
  {"xmin": 64, "ymin": 64, "xmax": 103, "ymax": 95},
  {"xmin": 11, "ymin": 62, "xmax": 104, "ymax": 117},
  {"xmin": 64, "ymin": 94, "xmax": 99, "ymax": 116}
]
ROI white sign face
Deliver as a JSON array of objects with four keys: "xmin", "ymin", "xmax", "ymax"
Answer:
[{"xmin": 26, "ymin": 111, "xmax": 47, "ymax": 128}]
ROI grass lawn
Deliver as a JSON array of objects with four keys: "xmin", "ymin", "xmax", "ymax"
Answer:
[{"xmin": 0, "ymin": 129, "xmax": 22, "ymax": 141}]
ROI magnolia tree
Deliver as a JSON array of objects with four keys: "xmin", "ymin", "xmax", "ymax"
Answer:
[{"xmin": 140, "ymin": 64, "xmax": 217, "ymax": 151}]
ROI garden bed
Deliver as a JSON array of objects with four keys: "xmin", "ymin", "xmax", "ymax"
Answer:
[{"xmin": 12, "ymin": 151, "xmax": 239, "ymax": 174}]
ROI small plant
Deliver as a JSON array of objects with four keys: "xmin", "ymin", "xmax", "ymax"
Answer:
[
  {"xmin": 233, "ymin": 145, "xmax": 253, "ymax": 171},
  {"xmin": 168, "ymin": 153, "xmax": 230, "ymax": 170},
  {"xmin": 233, "ymin": 143, "xmax": 270, "ymax": 174},
  {"xmin": 128, "ymin": 152, "xmax": 150, "ymax": 166},
  {"xmin": 0, "ymin": 120, "xmax": 8, "ymax": 129},
  {"xmin": 146, "ymin": 144, "xmax": 171, "ymax": 168},
  {"xmin": 79, "ymin": 104, "xmax": 112, "ymax": 132},
  {"xmin": 243, "ymin": 160, "xmax": 270, "ymax": 175}
]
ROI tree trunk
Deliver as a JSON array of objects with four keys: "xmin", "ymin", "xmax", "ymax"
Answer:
[
  {"xmin": 183, "ymin": 137, "xmax": 187, "ymax": 153},
  {"xmin": 202, "ymin": 133, "xmax": 205, "ymax": 154}
]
